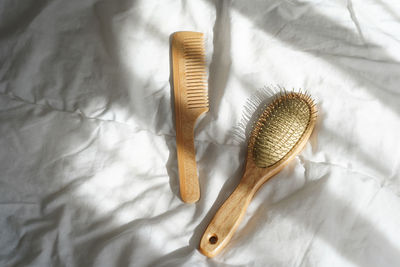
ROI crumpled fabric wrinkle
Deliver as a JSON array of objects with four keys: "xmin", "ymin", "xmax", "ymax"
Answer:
[{"xmin": 1, "ymin": 0, "xmax": 400, "ymax": 266}]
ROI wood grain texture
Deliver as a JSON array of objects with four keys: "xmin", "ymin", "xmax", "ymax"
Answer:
[
  {"xmin": 199, "ymin": 94, "xmax": 317, "ymax": 257},
  {"xmin": 171, "ymin": 32, "xmax": 209, "ymax": 203}
]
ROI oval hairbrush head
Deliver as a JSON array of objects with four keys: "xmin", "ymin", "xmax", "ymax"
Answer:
[
  {"xmin": 251, "ymin": 92, "xmax": 315, "ymax": 167},
  {"xmin": 200, "ymin": 91, "xmax": 317, "ymax": 258}
]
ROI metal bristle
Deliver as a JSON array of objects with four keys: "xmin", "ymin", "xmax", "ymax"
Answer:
[
  {"xmin": 249, "ymin": 91, "xmax": 317, "ymax": 168},
  {"xmin": 230, "ymin": 86, "xmax": 277, "ymax": 143}
]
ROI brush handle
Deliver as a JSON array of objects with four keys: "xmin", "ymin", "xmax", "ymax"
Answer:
[
  {"xmin": 199, "ymin": 179, "xmax": 256, "ymax": 257},
  {"xmin": 176, "ymin": 116, "xmax": 200, "ymax": 203}
]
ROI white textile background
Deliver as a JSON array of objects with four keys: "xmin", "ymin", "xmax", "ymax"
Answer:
[{"xmin": 1, "ymin": 0, "xmax": 400, "ymax": 266}]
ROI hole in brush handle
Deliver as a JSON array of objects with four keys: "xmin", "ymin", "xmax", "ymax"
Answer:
[{"xmin": 209, "ymin": 235, "xmax": 218, "ymax": 244}]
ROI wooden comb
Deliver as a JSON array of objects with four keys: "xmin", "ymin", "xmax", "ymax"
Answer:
[{"xmin": 171, "ymin": 31, "xmax": 209, "ymax": 203}]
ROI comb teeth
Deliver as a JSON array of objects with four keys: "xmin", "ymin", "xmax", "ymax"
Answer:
[{"xmin": 183, "ymin": 36, "xmax": 209, "ymax": 110}]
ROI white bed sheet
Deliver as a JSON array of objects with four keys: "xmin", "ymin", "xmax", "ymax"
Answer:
[{"xmin": 1, "ymin": 0, "xmax": 400, "ymax": 266}]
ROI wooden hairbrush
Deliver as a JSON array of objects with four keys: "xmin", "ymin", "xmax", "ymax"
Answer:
[
  {"xmin": 171, "ymin": 32, "xmax": 209, "ymax": 203},
  {"xmin": 199, "ymin": 91, "xmax": 317, "ymax": 257}
]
